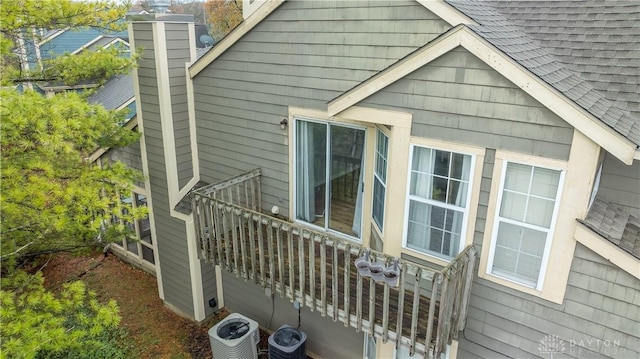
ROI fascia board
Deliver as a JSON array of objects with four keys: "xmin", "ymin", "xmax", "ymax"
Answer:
[
  {"xmin": 416, "ymin": 0, "xmax": 476, "ymax": 26},
  {"xmin": 575, "ymin": 223, "xmax": 640, "ymax": 280},
  {"xmin": 188, "ymin": 0, "xmax": 286, "ymax": 78},
  {"xmin": 327, "ymin": 25, "xmax": 466, "ymax": 117}
]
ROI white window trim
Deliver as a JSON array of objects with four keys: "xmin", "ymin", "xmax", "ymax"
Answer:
[
  {"xmin": 485, "ymin": 160, "xmax": 566, "ymax": 291},
  {"xmin": 371, "ymin": 127, "xmax": 390, "ymax": 235},
  {"xmin": 401, "ymin": 140, "xmax": 482, "ymax": 265}
]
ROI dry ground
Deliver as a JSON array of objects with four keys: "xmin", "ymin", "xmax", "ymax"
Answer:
[{"xmin": 40, "ymin": 250, "xmax": 273, "ymax": 359}]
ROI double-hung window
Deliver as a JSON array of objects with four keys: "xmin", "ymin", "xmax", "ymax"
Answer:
[
  {"xmin": 372, "ymin": 129, "xmax": 389, "ymax": 232},
  {"xmin": 404, "ymin": 146, "xmax": 473, "ymax": 260},
  {"xmin": 488, "ymin": 162, "xmax": 563, "ymax": 289}
]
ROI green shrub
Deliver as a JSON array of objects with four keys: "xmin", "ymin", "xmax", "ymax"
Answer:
[{"xmin": 0, "ymin": 272, "xmax": 131, "ymax": 359}]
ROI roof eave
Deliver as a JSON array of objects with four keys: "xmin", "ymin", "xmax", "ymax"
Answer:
[
  {"xmin": 188, "ymin": 0, "xmax": 286, "ymax": 78},
  {"xmin": 329, "ymin": 26, "xmax": 637, "ymax": 165}
]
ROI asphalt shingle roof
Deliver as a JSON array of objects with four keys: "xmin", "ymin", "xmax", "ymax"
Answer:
[
  {"xmin": 88, "ymin": 74, "xmax": 134, "ymax": 111},
  {"xmin": 446, "ymin": 0, "xmax": 640, "ymax": 146},
  {"xmin": 581, "ymin": 198, "xmax": 640, "ymax": 259}
]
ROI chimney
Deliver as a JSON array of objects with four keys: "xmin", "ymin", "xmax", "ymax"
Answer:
[
  {"xmin": 127, "ymin": 14, "xmax": 208, "ymax": 320},
  {"xmin": 128, "ymin": 13, "xmax": 196, "ymax": 197}
]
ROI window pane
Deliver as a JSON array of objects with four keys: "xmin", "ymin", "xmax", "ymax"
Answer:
[
  {"xmin": 499, "ymin": 191, "xmax": 527, "ymax": 221},
  {"xmin": 493, "ymin": 221, "xmax": 547, "ymax": 286},
  {"xmin": 329, "ymin": 125, "xmax": 365, "ymax": 237},
  {"xmin": 450, "ymin": 153, "xmax": 468, "ymax": 180},
  {"xmin": 432, "ymin": 176, "xmax": 448, "ymax": 202},
  {"xmin": 375, "ymin": 130, "xmax": 389, "ymax": 182},
  {"xmin": 531, "ymin": 167, "xmax": 560, "ymax": 199},
  {"xmin": 447, "ymin": 179, "xmax": 468, "ymax": 206},
  {"xmin": 504, "ymin": 163, "xmax": 531, "ymax": 192},
  {"xmin": 516, "ymin": 253, "xmax": 542, "ymax": 283},
  {"xmin": 373, "ymin": 130, "xmax": 388, "ymax": 232},
  {"xmin": 372, "ymin": 178, "xmax": 385, "ymax": 230},
  {"xmin": 296, "ymin": 120, "xmax": 366, "ymax": 239},
  {"xmin": 410, "ymin": 172, "xmax": 432, "ymax": 199},
  {"xmin": 295, "ymin": 121, "xmax": 326, "ymax": 224},
  {"xmin": 407, "ymin": 201, "xmax": 430, "ymax": 249},
  {"xmin": 526, "ymin": 197, "xmax": 555, "ymax": 228},
  {"xmin": 412, "ymin": 147, "xmax": 434, "ymax": 174},
  {"xmin": 406, "ymin": 200, "xmax": 464, "ymax": 259},
  {"xmin": 495, "ymin": 221, "xmax": 522, "ymax": 250},
  {"xmin": 142, "ymin": 245, "xmax": 155, "ymax": 264},
  {"xmin": 433, "ymin": 150, "xmax": 450, "ymax": 177},
  {"xmin": 126, "ymin": 239, "xmax": 138, "ymax": 255}
]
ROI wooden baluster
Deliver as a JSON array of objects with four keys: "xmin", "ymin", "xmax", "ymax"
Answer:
[
  {"xmin": 248, "ymin": 214, "xmax": 257, "ymax": 283},
  {"xmin": 320, "ymin": 236, "xmax": 327, "ymax": 317},
  {"xmin": 409, "ymin": 268, "xmax": 422, "ymax": 356},
  {"xmin": 435, "ymin": 272, "xmax": 450, "ymax": 358},
  {"xmin": 343, "ymin": 244, "xmax": 351, "ymax": 328},
  {"xmin": 257, "ymin": 215, "xmax": 266, "ymax": 288},
  {"xmin": 276, "ymin": 222, "xmax": 284, "ymax": 298},
  {"xmin": 356, "ymin": 249, "xmax": 363, "ymax": 333},
  {"xmin": 368, "ymin": 276, "xmax": 376, "ymax": 337},
  {"xmin": 214, "ymin": 203, "xmax": 224, "ymax": 267},
  {"xmin": 395, "ymin": 262, "xmax": 406, "ymax": 350},
  {"xmin": 287, "ymin": 227, "xmax": 295, "ymax": 303},
  {"xmin": 238, "ymin": 212, "xmax": 248, "ymax": 280},
  {"xmin": 222, "ymin": 206, "xmax": 232, "ymax": 272},
  {"xmin": 230, "ymin": 208, "xmax": 240, "ymax": 275},
  {"xmin": 309, "ymin": 234, "xmax": 316, "ymax": 312},
  {"xmin": 267, "ymin": 219, "xmax": 275, "ymax": 296},
  {"xmin": 332, "ymin": 241, "xmax": 339, "ymax": 322},
  {"xmin": 425, "ymin": 273, "xmax": 439, "ymax": 358},
  {"xmin": 298, "ymin": 228, "xmax": 306, "ymax": 308},
  {"xmin": 382, "ymin": 278, "xmax": 390, "ymax": 343}
]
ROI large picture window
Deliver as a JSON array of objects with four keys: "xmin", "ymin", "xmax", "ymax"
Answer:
[
  {"xmin": 294, "ymin": 119, "xmax": 366, "ymax": 239},
  {"xmin": 404, "ymin": 146, "xmax": 472, "ymax": 260},
  {"xmin": 489, "ymin": 162, "xmax": 562, "ymax": 288},
  {"xmin": 372, "ymin": 129, "xmax": 389, "ymax": 232}
]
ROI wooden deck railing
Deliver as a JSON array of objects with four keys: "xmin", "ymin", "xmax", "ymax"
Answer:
[{"xmin": 191, "ymin": 169, "xmax": 476, "ymax": 358}]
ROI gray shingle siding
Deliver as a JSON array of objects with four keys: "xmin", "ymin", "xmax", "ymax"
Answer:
[
  {"xmin": 360, "ymin": 48, "xmax": 574, "ymax": 161},
  {"xmin": 460, "ymin": 244, "xmax": 640, "ymax": 359},
  {"xmin": 164, "ymin": 23, "xmax": 194, "ymax": 189},
  {"xmin": 192, "ymin": 0, "xmax": 451, "ymax": 215},
  {"xmin": 599, "ymin": 154, "xmax": 640, "ymax": 218},
  {"xmin": 133, "ymin": 22, "xmax": 194, "ymax": 317}
]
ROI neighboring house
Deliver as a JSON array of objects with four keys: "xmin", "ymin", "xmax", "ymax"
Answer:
[
  {"xmin": 86, "ymin": 73, "xmax": 158, "ymax": 273},
  {"xmin": 128, "ymin": 1, "xmax": 639, "ymax": 358},
  {"xmin": 18, "ymin": 20, "xmax": 160, "ymax": 272}
]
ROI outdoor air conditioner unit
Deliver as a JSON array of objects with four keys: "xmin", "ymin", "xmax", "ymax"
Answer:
[
  {"xmin": 209, "ymin": 313, "xmax": 260, "ymax": 359},
  {"xmin": 268, "ymin": 325, "xmax": 307, "ymax": 359}
]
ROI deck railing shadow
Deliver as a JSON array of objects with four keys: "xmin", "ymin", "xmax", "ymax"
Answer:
[{"xmin": 192, "ymin": 169, "xmax": 476, "ymax": 358}]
